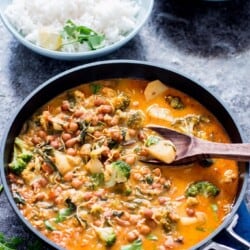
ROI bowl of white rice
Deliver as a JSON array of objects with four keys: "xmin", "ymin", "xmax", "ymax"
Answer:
[{"xmin": 0, "ymin": 0, "xmax": 154, "ymax": 60}]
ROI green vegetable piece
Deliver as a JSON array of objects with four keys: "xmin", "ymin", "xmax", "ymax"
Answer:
[
  {"xmin": 199, "ymin": 158, "xmax": 214, "ymax": 168},
  {"xmin": 95, "ymin": 227, "xmax": 116, "ymax": 247},
  {"xmin": 9, "ymin": 137, "xmax": 33, "ymax": 175},
  {"xmin": 211, "ymin": 203, "xmax": 218, "ymax": 213},
  {"xmin": 105, "ymin": 160, "xmax": 131, "ymax": 187},
  {"xmin": 0, "ymin": 232, "xmax": 23, "ymax": 250},
  {"xmin": 91, "ymin": 173, "xmax": 105, "ymax": 188},
  {"xmin": 13, "ymin": 192, "xmax": 25, "ymax": 204},
  {"xmin": 145, "ymin": 175, "xmax": 154, "ymax": 185},
  {"xmin": 121, "ymin": 239, "xmax": 142, "ymax": 250},
  {"xmin": 185, "ymin": 181, "xmax": 220, "ymax": 198},
  {"xmin": 0, "ymin": 185, "xmax": 3, "ymax": 194},
  {"xmin": 166, "ymin": 95, "xmax": 185, "ymax": 109},
  {"xmin": 44, "ymin": 220, "xmax": 56, "ymax": 231},
  {"xmin": 145, "ymin": 135, "xmax": 160, "ymax": 147},
  {"xmin": 90, "ymin": 83, "xmax": 102, "ymax": 94},
  {"xmin": 146, "ymin": 234, "xmax": 158, "ymax": 241},
  {"xmin": 112, "ymin": 92, "xmax": 131, "ymax": 111},
  {"xmin": 127, "ymin": 110, "xmax": 145, "ymax": 129},
  {"xmin": 62, "ymin": 20, "xmax": 105, "ymax": 50},
  {"xmin": 56, "ymin": 199, "xmax": 76, "ymax": 223}
]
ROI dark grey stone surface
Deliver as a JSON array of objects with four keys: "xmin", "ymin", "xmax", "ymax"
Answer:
[{"xmin": 0, "ymin": 0, "xmax": 249, "ymax": 249}]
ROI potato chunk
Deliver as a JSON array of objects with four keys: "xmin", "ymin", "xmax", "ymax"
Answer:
[
  {"xmin": 146, "ymin": 140, "xmax": 176, "ymax": 164},
  {"xmin": 144, "ymin": 80, "xmax": 168, "ymax": 101}
]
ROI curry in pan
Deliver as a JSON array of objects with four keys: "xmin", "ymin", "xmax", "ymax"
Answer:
[{"xmin": 8, "ymin": 79, "xmax": 238, "ymax": 249}]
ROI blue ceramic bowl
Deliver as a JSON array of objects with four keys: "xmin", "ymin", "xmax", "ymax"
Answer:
[{"xmin": 0, "ymin": 0, "xmax": 154, "ymax": 60}]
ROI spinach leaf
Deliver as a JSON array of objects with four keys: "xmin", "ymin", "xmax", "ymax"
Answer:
[{"xmin": 121, "ymin": 239, "xmax": 142, "ymax": 250}]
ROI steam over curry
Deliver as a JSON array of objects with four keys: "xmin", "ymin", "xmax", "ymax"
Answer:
[{"xmin": 8, "ymin": 79, "xmax": 238, "ymax": 250}]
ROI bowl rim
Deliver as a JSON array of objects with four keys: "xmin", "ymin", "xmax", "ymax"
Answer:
[
  {"xmin": 0, "ymin": 0, "xmax": 154, "ymax": 60},
  {"xmin": 0, "ymin": 59, "xmax": 248, "ymax": 249}
]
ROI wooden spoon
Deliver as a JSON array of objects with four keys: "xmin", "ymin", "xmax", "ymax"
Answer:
[{"xmin": 142, "ymin": 125, "xmax": 250, "ymax": 165}]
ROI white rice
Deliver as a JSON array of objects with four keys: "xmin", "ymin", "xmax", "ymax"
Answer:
[{"xmin": 5, "ymin": 0, "xmax": 140, "ymax": 52}]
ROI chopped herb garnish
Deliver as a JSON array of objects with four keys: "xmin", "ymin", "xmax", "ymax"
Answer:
[
  {"xmin": 211, "ymin": 203, "xmax": 218, "ymax": 213},
  {"xmin": 147, "ymin": 234, "xmax": 158, "ymax": 241},
  {"xmin": 90, "ymin": 83, "xmax": 102, "ymax": 94},
  {"xmin": 61, "ymin": 20, "xmax": 105, "ymax": 50},
  {"xmin": 0, "ymin": 233, "xmax": 23, "ymax": 250},
  {"xmin": 199, "ymin": 158, "xmax": 214, "ymax": 168},
  {"xmin": 121, "ymin": 239, "xmax": 142, "ymax": 250},
  {"xmin": 145, "ymin": 175, "xmax": 154, "ymax": 185},
  {"xmin": 145, "ymin": 135, "xmax": 160, "ymax": 147},
  {"xmin": 44, "ymin": 220, "xmax": 56, "ymax": 231},
  {"xmin": 55, "ymin": 199, "xmax": 76, "ymax": 223},
  {"xmin": 13, "ymin": 192, "xmax": 25, "ymax": 204},
  {"xmin": 91, "ymin": 173, "xmax": 105, "ymax": 188}
]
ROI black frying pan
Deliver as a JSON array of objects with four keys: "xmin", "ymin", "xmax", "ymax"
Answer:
[{"xmin": 0, "ymin": 60, "xmax": 248, "ymax": 250}]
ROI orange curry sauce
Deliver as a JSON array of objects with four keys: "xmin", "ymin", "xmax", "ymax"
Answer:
[{"xmin": 8, "ymin": 79, "xmax": 238, "ymax": 250}]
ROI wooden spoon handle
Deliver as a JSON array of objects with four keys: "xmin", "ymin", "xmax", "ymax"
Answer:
[{"xmin": 193, "ymin": 140, "xmax": 250, "ymax": 162}]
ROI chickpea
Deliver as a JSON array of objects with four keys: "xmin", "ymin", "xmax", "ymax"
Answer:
[
  {"xmin": 137, "ymin": 224, "xmax": 151, "ymax": 235},
  {"xmin": 152, "ymin": 168, "xmax": 161, "ymax": 176},
  {"xmin": 62, "ymin": 133, "xmax": 72, "ymax": 142},
  {"xmin": 158, "ymin": 197, "xmax": 167, "ymax": 205},
  {"xmin": 127, "ymin": 230, "xmax": 139, "ymax": 242},
  {"xmin": 83, "ymin": 192, "xmax": 93, "ymax": 201},
  {"xmin": 64, "ymin": 171, "xmax": 73, "ymax": 182},
  {"xmin": 73, "ymin": 110, "xmax": 84, "ymax": 118},
  {"xmin": 132, "ymin": 172, "xmax": 142, "ymax": 181},
  {"xmin": 128, "ymin": 129, "xmax": 136, "ymax": 137},
  {"xmin": 61, "ymin": 100, "xmax": 70, "ymax": 111},
  {"xmin": 50, "ymin": 140, "xmax": 60, "ymax": 149},
  {"xmin": 125, "ymin": 155, "xmax": 136, "ymax": 165},
  {"xmin": 138, "ymin": 130, "xmax": 146, "ymax": 140},
  {"xmin": 97, "ymin": 105, "xmax": 113, "ymax": 114},
  {"xmin": 67, "ymin": 148, "xmax": 77, "ymax": 156},
  {"xmin": 143, "ymin": 208, "xmax": 153, "ymax": 219},
  {"xmin": 35, "ymin": 192, "xmax": 46, "ymax": 201},
  {"xmin": 110, "ymin": 116, "xmax": 119, "ymax": 126},
  {"xmin": 71, "ymin": 178, "xmax": 83, "ymax": 189},
  {"xmin": 129, "ymin": 215, "xmax": 140, "ymax": 225},
  {"xmin": 65, "ymin": 137, "xmax": 78, "ymax": 148},
  {"xmin": 94, "ymin": 97, "xmax": 107, "ymax": 106},
  {"xmin": 38, "ymin": 130, "xmax": 47, "ymax": 139},
  {"xmin": 186, "ymin": 207, "xmax": 195, "ymax": 217},
  {"xmin": 93, "ymin": 130, "xmax": 102, "ymax": 138},
  {"xmin": 32, "ymin": 135, "xmax": 41, "ymax": 145},
  {"xmin": 80, "ymin": 144, "xmax": 91, "ymax": 156},
  {"xmin": 68, "ymin": 122, "xmax": 78, "ymax": 132},
  {"xmin": 41, "ymin": 163, "xmax": 53, "ymax": 174}
]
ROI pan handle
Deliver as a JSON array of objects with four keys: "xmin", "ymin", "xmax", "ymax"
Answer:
[
  {"xmin": 202, "ymin": 242, "xmax": 236, "ymax": 250},
  {"xmin": 225, "ymin": 214, "xmax": 250, "ymax": 248},
  {"xmin": 202, "ymin": 214, "xmax": 250, "ymax": 250}
]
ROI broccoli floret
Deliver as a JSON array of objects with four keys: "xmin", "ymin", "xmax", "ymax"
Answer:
[
  {"xmin": 9, "ymin": 137, "xmax": 33, "ymax": 175},
  {"xmin": 127, "ymin": 110, "xmax": 145, "ymax": 129},
  {"xmin": 185, "ymin": 181, "xmax": 220, "ymax": 198},
  {"xmin": 172, "ymin": 114, "xmax": 209, "ymax": 136},
  {"xmin": 111, "ymin": 92, "xmax": 130, "ymax": 111},
  {"xmin": 145, "ymin": 135, "xmax": 161, "ymax": 147},
  {"xmin": 105, "ymin": 160, "xmax": 131, "ymax": 187},
  {"xmin": 94, "ymin": 227, "xmax": 116, "ymax": 247},
  {"xmin": 165, "ymin": 95, "xmax": 185, "ymax": 109}
]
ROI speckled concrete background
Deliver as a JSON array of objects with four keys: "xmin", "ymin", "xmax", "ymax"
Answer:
[{"xmin": 0, "ymin": 0, "xmax": 249, "ymax": 249}]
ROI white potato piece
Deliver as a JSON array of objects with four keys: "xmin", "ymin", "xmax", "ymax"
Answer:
[
  {"xmin": 144, "ymin": 80, "xmax": 168, "ymax": 101},
  {"xmin": 38, "ymin": 27, "xmax": 62, "ymax": 50},
  {"xmin": 146, "ymin": 140, "xmax": 176, "ymax": 164},
  {"xmin": 85, "ymin": 158, "xmax": 104, "ymax": 174},
  {"xmin": 54, "ymin": 150, "xmax": 81, "ymax": 175},
  {"xmin": 147, "ymin": 104, "xmax": 174, "ymax": 122},
  {"xmin": 180, "ymin": 211, "xmax": 206, "ymax": 226}
]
